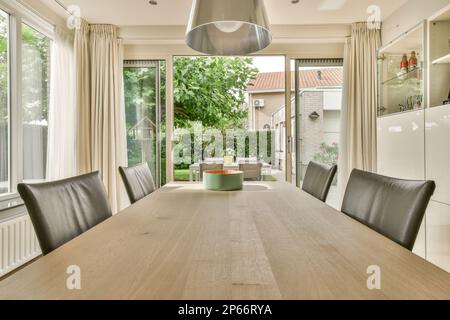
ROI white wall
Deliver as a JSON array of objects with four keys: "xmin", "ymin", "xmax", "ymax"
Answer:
[
  {"xmin": 323, "ymin": 110, "xmax": 341, "ymax": 134},
  {"xmin": 124, "ymin": 42, "xmax": 345, "ymax": 60},
  {"xmin": 382, "ymin": 0, "xmax": 450, "ymax": 45},
  {"xmin": 21, "ymin": 0, "xmax": 70, "ymax": 31},
  {"xmin": 323, "ymin": 91, "xmax": 342, "ymax": 111},
  {"xmin": 122, "ymin": 24, "xmax": 348, "ymax": 59}
]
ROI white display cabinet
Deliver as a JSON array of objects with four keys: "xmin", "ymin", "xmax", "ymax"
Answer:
[
  {"xmin": 378, "ymin": 22, "xmax": 426, "ymax": 117},
  {"xmin": 377, "ymin": 5, "xmax": 450, "ymax": 272}
]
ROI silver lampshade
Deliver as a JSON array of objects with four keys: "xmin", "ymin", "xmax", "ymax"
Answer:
[{"xmin": 186, "ymin": 0, "xmax": 272, "ymax": 56}]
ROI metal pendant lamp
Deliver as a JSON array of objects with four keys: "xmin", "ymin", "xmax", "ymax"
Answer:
[{"xmin": 186, "ymin": 0, "xmax": 272, "ymax": 56}]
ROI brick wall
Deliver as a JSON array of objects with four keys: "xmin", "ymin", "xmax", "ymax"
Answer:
[
  {"xmin": 257, "ymin": 89, "xmax": 341, "ymax": 177},
  {"xmin": 299, "ymin": 91, "xmax": 324, "ymax": 177}
]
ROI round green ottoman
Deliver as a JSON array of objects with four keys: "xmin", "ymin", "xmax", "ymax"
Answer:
[{"xmin": 203, "ymin": 170, "xmax": 244, "ymax": 191}]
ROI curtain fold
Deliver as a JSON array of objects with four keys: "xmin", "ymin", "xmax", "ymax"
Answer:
[
  {"xmin": 46, "ymin": 27, "xmax": 76, "ymax": 181},
  {"xmin": 75, "ymin": 22, "xmax": 126, "ymax": 213},
  {"xmin": 338, "ymin": 22, "xmax": 381, "ymax": 204},
  {"xmin": 75, "ymin": 21, "xmax": 92, "ymax": 175}
]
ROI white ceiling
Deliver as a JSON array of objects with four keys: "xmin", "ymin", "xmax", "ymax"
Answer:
[{"xmin": 41, "ymin": 0, "xmax": 409, "ymax": 26}]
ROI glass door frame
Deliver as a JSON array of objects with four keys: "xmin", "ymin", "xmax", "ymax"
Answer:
[
  {"xmin": 284, "ymin": 56, "xmax": 293, "ymax": 183},
  {"xmin": 123, "ymin": 59, "xmax": 165, "ymax": 188},
  {"xmin": 169, "ymin": 54, "xmax": 290, "ymax": 183},
  {"xmin": 289, "ymin": 57, "xmax": 344, "ymax": 188},
  {"xmin": 129, "ymin": 54, "xmax": 343, "ymax": 186}
]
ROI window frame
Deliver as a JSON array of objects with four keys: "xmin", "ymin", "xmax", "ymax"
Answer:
[
  {"xmin": 0, "ymin": 8, "xmax": 11, "ymax": 197},
  {"xmin": 0, "ymin": 0, "xmax": 54, "ymax": 203}
]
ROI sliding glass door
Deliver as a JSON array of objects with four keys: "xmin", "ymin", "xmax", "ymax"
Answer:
[
  {"xmin": 123, "ymin": 60, "xmax": 166, "ymax": 187},
  {"xmin": 171, "ymin": 56, "xmax": 283, "ymax": 183},
  {"xmin": 291, "ymin": 59, "xmax": 343, "ymax": 208}
]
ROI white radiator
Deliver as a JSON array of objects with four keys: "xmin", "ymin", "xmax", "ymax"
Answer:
[{"xmin": 0, "ymin": 215, "xmax": 41, "ymax": 278}]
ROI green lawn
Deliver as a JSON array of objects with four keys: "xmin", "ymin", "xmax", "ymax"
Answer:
[{"xmin": 174, "ymin": 169, "xmax": 190, "ymax": 181}]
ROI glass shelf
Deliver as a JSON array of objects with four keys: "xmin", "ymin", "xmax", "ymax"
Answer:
[
  {"xmin": 377, "ymin": 107, "xmax": 425, "ymax": 118},
  {"xmin": 377, "ymin": 21, "xmax": 426, "ymax": 117},
  {"xmin": 381, "ymin": 67, "xmax": 422, "ymax": 86}
]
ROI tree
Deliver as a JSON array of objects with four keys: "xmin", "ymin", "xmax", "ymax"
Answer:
[
  {"xmin": 21, "ymin": 24, "xmax": 50, "ymax": 123},
  {"xmin": 173, "ymin": 57, "xmax": 258, "ymax": 130},
  {"xmin": 0, "ymin": 21, "xmax": 50, "ymax": 123}
]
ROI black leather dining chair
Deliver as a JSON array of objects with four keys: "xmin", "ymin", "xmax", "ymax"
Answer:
[
  {"xmin": 119, "ymin": 163, "xmax": 156, "ymax": 204},
  {"xmin": 341, "ymin": 169, "xmax": 436, "ymax": 251},
  {"xmin": 302, "ymin": 161, "xmax": 337, "ymax": 202},
  {"xmin": 18, "ymin": 172, "xmax": 112, "ymax": 255}
]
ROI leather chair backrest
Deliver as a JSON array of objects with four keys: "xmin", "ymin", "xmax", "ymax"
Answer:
[
  {"xmin": 342, "ymin": 169, "xmax": 436, "ymax": 251},
  {"xmin": 239, "ymin": 163, "xmax": 262, "ymax": 181},
  {"xmin": 18, "ymin": 172, "xmax": 112, "ymax": 255},
  {"xmin": 302, "ymin": 161, "xmax": 337, "ymax": 202},
  {"xmin": 199, "ymin": 163, "xmax": 224, "ymax": 180},
  {"xmin": 119, "ymin": 163, "xmax": 156, "ymax": 204}
]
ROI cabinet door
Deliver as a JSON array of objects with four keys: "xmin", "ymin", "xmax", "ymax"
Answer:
[
  {"xmin": 377, "ymin": 110, "xmax": 425, "ymax": 180},
  {"xmin": 377, "ymin": 111, "xmax": 426, "ymax": 258},
  {"xmin": 425, "ymin": 105, "xmax": 450, "ymax": 204},
  {"xmin": 426, "ymin": 201, "xmax": 450, "ymax": 273}
]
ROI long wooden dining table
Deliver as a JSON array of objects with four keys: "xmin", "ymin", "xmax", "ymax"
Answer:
[{"xmin": 1, "ymin": 181, "xmax": 449, "ymax": 300}]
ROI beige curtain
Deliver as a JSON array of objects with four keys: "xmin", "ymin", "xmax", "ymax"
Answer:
[
  {"xmin": 338, "ymin": 22, "xmax": 381, "ymax": 202},
  {"xmin": 75, "ymin": 21, "xmax": 126, "ymax": 213},
  {"xmin": 75, "ymin": 21, "xmax": 91, "ymax": 174},
  {"xmin": 47, "ymin": 27, "xmax": 76, "ymax": 181}
]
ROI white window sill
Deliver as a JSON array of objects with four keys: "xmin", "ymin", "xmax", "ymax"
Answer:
[
  {"xmin": 0, "ymin": 192, "xmax": 20, "ymax": 202},
  {"xmin": 0, "ymin": 194, "xmax": 26, "ymax": 222}
]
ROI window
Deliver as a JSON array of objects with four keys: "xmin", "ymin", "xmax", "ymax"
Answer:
[
  {"xmin": 21, "ymin": 23, "xmax": 51, "ymax": 183},
  {"xmin": 0, "ymin": 9, "xmax": 9, "ymax": 195},
  {"xmin": 0, "ymin": 2, "xmax": 54, "ymax": 202}
]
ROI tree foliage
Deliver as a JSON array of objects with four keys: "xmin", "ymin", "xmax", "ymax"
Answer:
[
  {"xmin": 173, "ymin": 57, "xmax": 258, "ymax": 129},
  {"xmin": 21, "ymin": 24, "xmax": 50, "ymax": 123},
  {"xmin": 0, "ymin": 18, "xmax": 50, "ymax": 123}
]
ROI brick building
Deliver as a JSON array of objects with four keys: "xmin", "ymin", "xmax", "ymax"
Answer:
[{"xmin": 247, "ymin": 68, "xmax": 343, "ymax": 177}]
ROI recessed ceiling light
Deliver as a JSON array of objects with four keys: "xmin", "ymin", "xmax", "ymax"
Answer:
[
  {"xmin": 292, "ymin": 0, "xmax": 300, "ymax": 4},
  {"xmin": 149, "ymin": 0, "xmax": 157, "ymax": 5}
]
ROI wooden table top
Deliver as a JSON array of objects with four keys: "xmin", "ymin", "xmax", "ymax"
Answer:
[{"xmin": 1, "ymin": 182, "xmax": 450, "ymax": 300}]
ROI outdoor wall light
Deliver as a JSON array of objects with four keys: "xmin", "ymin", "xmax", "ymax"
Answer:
[
  {"xmin": 186, "ymin": 0, "xmax": 272, "ymax": 56},
  {"xmin": 309, "ymin": 111, "xmax": 321, "ymax": 120}
]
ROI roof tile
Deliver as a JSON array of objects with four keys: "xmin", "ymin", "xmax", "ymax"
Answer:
[{"xmin": 247, "ymin": 68, "xmax": 343, "ymax": 92}]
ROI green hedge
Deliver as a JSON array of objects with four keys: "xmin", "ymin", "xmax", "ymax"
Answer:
[{"xmin": 174, "ymin": 129, "xmax": 274, "ymax": 170}]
